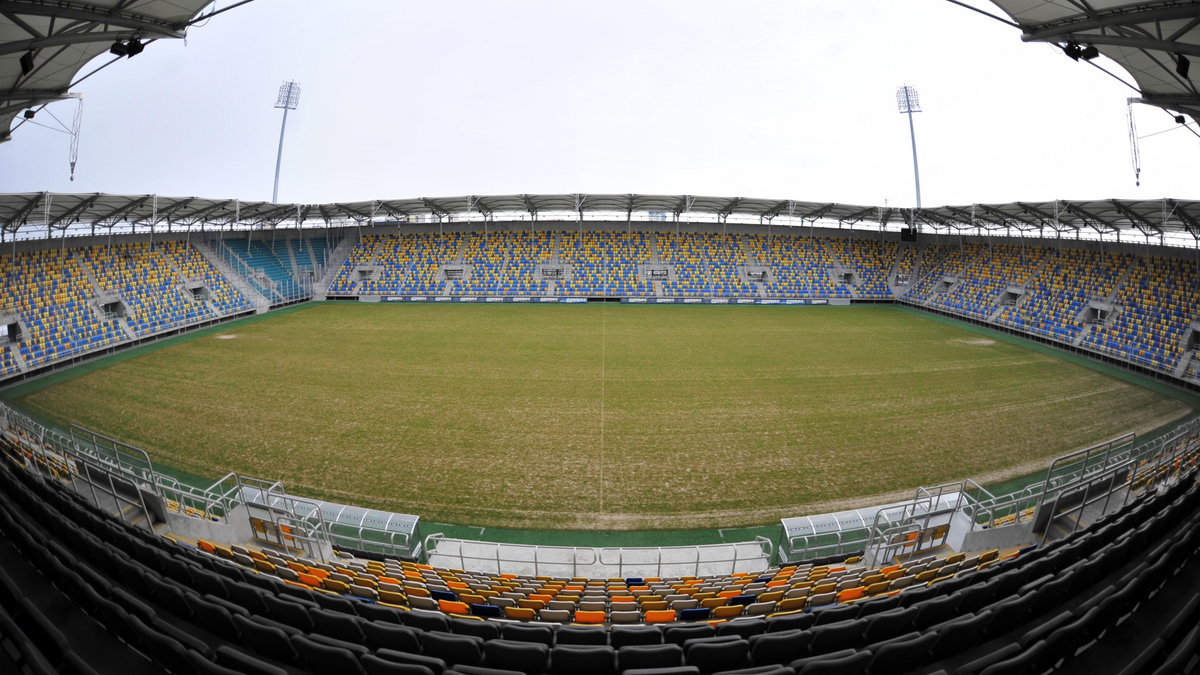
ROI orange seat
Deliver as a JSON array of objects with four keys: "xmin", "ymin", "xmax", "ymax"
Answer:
[
  {"xmin": 837, "ymin": 587, "xmax": 865, "ymax": 603},
  {"xmin": 297, "ymin": 573, "xmax": 323, "ymax": 588},
  {"xmin": 573, "ymin": 610, "xmax": 606, "ymax": 624},
  {"xmin": 644, "ymin": 610, "xmax": 677, "ymax": 623},
  {"xmin": 438, "ymin": 599, "xmax": 471, "ymax": 615}
]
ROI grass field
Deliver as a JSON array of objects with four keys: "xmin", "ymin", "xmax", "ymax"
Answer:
[{"xmin": 9, "ymin": 303, "xmax": 1194, "ymax": 530}]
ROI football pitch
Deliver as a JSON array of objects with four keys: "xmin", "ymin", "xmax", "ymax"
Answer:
[{"xmin": 9, "ymin": 303, "xmax": 1194, "ymax": 530}]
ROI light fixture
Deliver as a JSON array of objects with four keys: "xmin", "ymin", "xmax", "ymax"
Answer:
[
  {"xmin": 1063, "ymin": 42, "xmax": 1083, "ymax": 61},
  {"xmin": 109, "ymin": 40, "xmax": 128, "ymax": 56},
  {"xmin": 1177, "ymin": 54, "xmax": 1191, "ymax": 79},
  {"xmin": 1080, "ymin": 44, "xmax": 1099, "ymax": 60},
  {"xmin": 23, "ymin": 110, "xmax": 35, "ymax": 120},
  {"xmin": 19, "ymin": 50, "xmax": 34, "ymax": 75},
  {"xmin": 1177, "ymin": 115, "xmax": 1188, "ymax": 124},
  {"xmin": 126, "ymin": 39, "xmax": 144, "ymax": 57}
]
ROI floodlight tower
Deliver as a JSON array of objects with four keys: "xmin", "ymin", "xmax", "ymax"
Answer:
[
  {"xmin": 896, "ymin": 84, "xmax": 922, "ymax": 209},
  {"xmin": 272, "ymin": 80, "xmax": 301, "ymax": 203}
]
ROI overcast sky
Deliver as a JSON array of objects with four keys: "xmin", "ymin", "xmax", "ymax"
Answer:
[{"xmin": 2, "ymin": 0, "xmax": 1196, "ymax": 208}]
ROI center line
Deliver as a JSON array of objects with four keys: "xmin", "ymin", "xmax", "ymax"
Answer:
[{"xmin": 599, "ymin": 304, "xmax": 607, "ymax": 514}]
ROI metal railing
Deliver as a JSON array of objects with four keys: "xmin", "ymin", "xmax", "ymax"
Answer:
[
  {"xmin": 237, "ymin": 477, "xmax": 332, "ymax": 562},
  {"xmin": 215, "ymin": 240, "xmax": 314, "ymax": 306},
  {"xmin": 782, "ymin": 530, "xmax": 868, "ymax": 563},
  {"xmin": 423, "ymin": 534, "xmax": 773, "ymax": 578}
]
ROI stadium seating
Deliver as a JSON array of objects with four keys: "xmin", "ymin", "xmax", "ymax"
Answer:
[
  {"xmin": 0, "ymin": 241, "xmax": 251, "ymax": 378},
  {"xmin": 1082, "ymin": 255, "xmax": 1200, "ymax": 372},
  {"xmin": 560, "ymin": 231, "xmax": 653, "ymax": 297},
  {"xmin": 905, "ymin": 242, "xmax": 1199, "ymax": 378},
  {"xmin": 5, "ymin": 231, "xmax": 1200, "ymax": 389},
  {"xmin": 216, "ymin": 238, "xmax": 314, "ymax": 304},
  {"xmin": 0, "ymin": 345, "xmax": 16, "ymax": 377},
  {"xmin": 0, "ymin": 248, "xmax": 125, "ymax": 369},
  {"xmin": 81, "ymin": 242, "xmax": 220, "ymax": 338},
  {"xmin": 0, "ymin": 424, "xmax": 1197, "ymax": 674}
]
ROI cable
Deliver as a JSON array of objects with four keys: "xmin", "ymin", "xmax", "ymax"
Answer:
[
  {"xmin": 942, "ymin": 0, "xmax": 1021, "ymax": 28},
  {"xmin": 1139, "ymin": 122, "xmax": 1196, "ymax": 140},
  {"xmin": 1127, "ymin": 100, "xmax": 1142, "ymax": 187}
]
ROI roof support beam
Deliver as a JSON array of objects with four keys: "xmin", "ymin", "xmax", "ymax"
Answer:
[
  {"xmin": 2, "ymin": 192, "xmax": 45, "ymax": 230},
  {"xmin": 717, "ymin": 197, "xmax": 740, "ymax": 222},
  {"xmin": 92, "ymin": 195, "xmax": 150, "ymax": 226},
  {"xmin": 1021, "ymin": 4, "xmax": 1200, "ymax": 42},
  {"xmin": 760, "ymin": 200, "xmax": 790, "ymax": 222},
  {"xmin": 131, "ymin": 198, "xmax": 193, "ymax": 226},
  {"xmin": 976, "ymin": 204, "xmax": 1017, "ymax": 226},
  {"xmin": 1168, "ymin": 199, "xmax": 1200, "ymax": 237},
  {"xmin": 1061, "ymin": 203, "xmax": 1118, "ymax": 234},
  {"xmin": 840, "ymin": 206, "xmax": 875, "ymax": 223},
  {"xmin": 802, "ymin": 203, "xmax": 836, "ymax": 221},
  {"xmin": 0, "ymin": 30, "xmax": 160, "ymax": 56},
  {"xmin": 1052, "ymin": 33, "xmax": 1200, "ymax": 58},
  {"xmin": 47, "ymin": 193, "xmax": 100, "ymax": 227},
  {"xmin": 1111, "ymin": 200, "xmax": 1162, "ymax": 234},
  {"xmin": 1134, "ymin": 94, "xmax": 1200, "ymax": 108},
  {"xmin": 420, "ymin": 198, "xmax": 448, "ymax": 220},
  {"xmin": 0, "ymin": 2, "xmax": 187, "ymax": 36},
  {"xmin": 179, "ymin": 200, "xmax": 232, "ymax": 225},
  {"xmin": 0, "ymin": 88, "xmax": 70, "ymax": 116}
]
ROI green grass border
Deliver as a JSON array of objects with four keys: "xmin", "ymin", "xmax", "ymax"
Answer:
[{"xmin": 2, "ymin": 300, "xmax": 1196, "ymax": 548}]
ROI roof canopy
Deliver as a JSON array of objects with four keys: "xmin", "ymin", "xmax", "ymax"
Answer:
[
  {"xmin": 988, "ymin": 0, "xmax": 1200, "ymax": 124},
  {"xmin": 2, "ymin": 192, "xmax": 1196, "ymax": 245},
  {"xmin": 1, "ymin": 0, "xmax": 239, "ymax": 143}
]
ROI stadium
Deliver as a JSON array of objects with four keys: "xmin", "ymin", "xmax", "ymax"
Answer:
[{"xmin": 2, "ymin": 2, "xmax": 1200, "ymax": 675}]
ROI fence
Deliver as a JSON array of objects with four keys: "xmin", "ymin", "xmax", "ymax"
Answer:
[{"xmin": 424, "ymin": 534, "xmax": 773, "ymax": 578}]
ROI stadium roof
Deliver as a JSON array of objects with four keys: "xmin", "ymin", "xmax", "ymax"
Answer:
[
  {"xmin": 987, "ymin": 0, "xmax": 1200, "ymax": 124},
  {"xmin": 1, "ymin": 192, "xmax": 1197, "ymax": 244},
  {"xmin": 0, "ymin": 0, "xmax": 249, "ymax": 143}
]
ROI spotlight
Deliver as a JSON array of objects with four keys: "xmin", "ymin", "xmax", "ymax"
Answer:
[
  {"xmin": 1063, "ymin": 42, "xmax": 1083, "ymax": 61},
  {"xmin": 1177, "ymin": 115, "xmax": 1188, "ymax": 124},
  {"xmin": 19, "ymin": 50, "xmax": 34, "ymax": 75},
  {"xmin": 1080, "ymin": 44, "xmax": 1100, "ymax": 60},
  {"xmin": 1177, "ymin": 54, "xmax": 1190, "ymax": 79},
  {"xmin": 109, "ymin": 40, "xmax": 128, "ymax": 56},
  {"xmin": 125, "ymin": 40, "xmax": 144, "ymax": 57},
  {"xmin": 23, "ymin": 110, "xmax": 35, "ymax": 120}
]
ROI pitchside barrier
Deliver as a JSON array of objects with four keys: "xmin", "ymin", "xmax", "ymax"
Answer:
[
  {"xmin": 424, "ymin": 534, "xmax": 773, "ymax": 579},
  {"xmin": 368, "ymin": 295, "xmax": 850, "ymax": 305}
]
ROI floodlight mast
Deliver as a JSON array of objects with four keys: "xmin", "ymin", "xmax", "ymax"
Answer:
[
  {"xmin": 896, "ymin": 85, "xmax": 922, "ymax": 209},
  {"xmin": 272, "ymin": 80, "xmax": 301, "ymax": 203}
]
